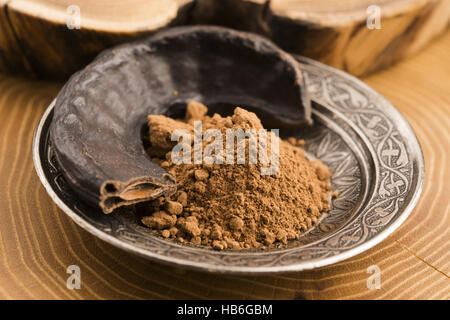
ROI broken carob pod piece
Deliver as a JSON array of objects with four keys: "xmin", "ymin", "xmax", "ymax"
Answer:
[{"xmin": 50, "ymin": 25, "xmax": 312, "ymax": 214}]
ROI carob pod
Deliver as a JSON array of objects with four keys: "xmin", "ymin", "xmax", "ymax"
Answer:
[{"xmin": 50, "ymin": 25, "xmax": 312, "ymax": 214}]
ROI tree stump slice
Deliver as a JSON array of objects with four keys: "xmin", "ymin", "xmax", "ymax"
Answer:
[
  {"xmin": 267, "ymin": 0, "xmax": 450, "ymax": 76},
  {"xmin": 0, "ymin": 0, "xmax": 29, "ymax": 74},
  {"xmin": 0, "ymin": 0, "xmax": 194, "ymax": 79}
]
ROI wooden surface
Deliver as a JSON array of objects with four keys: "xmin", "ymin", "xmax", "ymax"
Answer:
[
  {"xmin": 0, "ymin": 30, "xmax": 449, "ymax": 300},
  {"xmin": 0, "ymin": 0, "xmax": 449, "ymax": 79}
]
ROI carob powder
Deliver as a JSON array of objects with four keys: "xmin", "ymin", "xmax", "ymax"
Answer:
[{"xmin": 143, "ymin": 101, "xmax": 334, "ymax": 250}]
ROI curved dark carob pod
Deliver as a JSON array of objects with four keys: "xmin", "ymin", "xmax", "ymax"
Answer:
[{"xmin": 51, "ymin": 25, "xmax": 312, "ymax": 214}]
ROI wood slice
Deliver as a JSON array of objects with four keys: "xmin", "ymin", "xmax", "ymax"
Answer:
[
  {"xmin": 0, "ymin": 0, "xmax": 448, "ymax": 79},
  {"xmin": 0, "ymin": 0, "xmax": 194, "ymax": 79},
  {"xmin": 0, "ymin": 0, "xmax": 30, "ymax": 74},
  {"xmin": 266, "ymin": 0, "xmax": 450, "ymax": 76}
]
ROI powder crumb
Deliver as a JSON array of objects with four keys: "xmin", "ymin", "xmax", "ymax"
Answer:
[
  {"xmin": 210, "ymin": 225, "xmax": 223, "ymax": 240},
  {"xmin": 194, "ymin": 169, "xmax": 209, "ymax": 181},
  {"xmin": 287, "ymin": 137, "xmax": 297, "ymax": 145},
  {"xmin": 144, "ymin": 101, "xmax": 334, "ymax": 249},
  {"xmin": 165, "ymin": 200, "xmax": 183, "ymax": 215},
  {"xmin": 186, "ymin": 101, "xmax": 208, "ymax": 123},
  {"xmin": 309, "ymin": 205, "xmax": 320, "ymax": 217},
  {"xmin": 169, "ymin": 227, "xmax": 179, "ymax": 237},
  {"xmin": 225, "ymin": 238, "xmax": 241, "ymax": 249},
  {"xmin": 276, "ymin": 230, "xmax": 287, "ymax": 243},
  {"xmin": 212, "ymin": 240, "xmax": 224, "ymax": 250},
  {"xmin": 229, "ymin": 216, "xmax": 244, "ymax": 231},
  {"xmin": 261, "ymin": 229, "xmax": 276, "ymax": 245},
  {"xmin": 296, "ymin": 139, "xmax": 305, "ymax": 147},
  {"xmin": 194, "ymin": 181, "xmax": 207, "ymax": 193},
  {"xmin": 311, "ymin": 160, "xmax": 332, "ymax": 181},
  {"xmin": 160, "ymin": 161, "xmax": 170, "ymax": 168},
  {"xmin": 177, "ymin": 191, "xmax": 188, "ymax": 206},
  {"xmin": 181, "ymin": 216, "xmax": 201, "ymax": 237},
  {"xmin": 177, "ymin": 237, "xmax": 185, "ymax": 243},
  {"xmin": 161, "ymin": 229, "xmax": 170, "ymax": 238},
  {"xmin": 191, "ymin": 236, "xmax": 202, "ymax": 245},
  {"xmin": 147, "ymin": 115, "xmax": 191, "ymax": 157},
  {"xmin": 142, "ymin": 211, "xmax": 176, "ymax": 229}
]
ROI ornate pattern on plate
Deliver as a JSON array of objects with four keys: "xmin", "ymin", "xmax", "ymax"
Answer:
[
  {"xmin": 299, "ymin": 59, "xmax": 414, "ymax": 252},
  {"xmin": 35, "ymin": 57, "xmax": 423, "ymax": 272},
  {"xmin": 300, "ymin": 130, "xmax": 362, "ymax": 242}
]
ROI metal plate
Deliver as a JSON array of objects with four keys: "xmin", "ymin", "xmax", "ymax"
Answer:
[{"xmin": 32, "ymin": 57, "xmax": 425, "ymax": 273}]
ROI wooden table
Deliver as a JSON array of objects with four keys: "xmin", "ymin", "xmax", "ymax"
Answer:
[{"xmin": 0, "ymin": 30, "xmax": 448, "ymax": 300}]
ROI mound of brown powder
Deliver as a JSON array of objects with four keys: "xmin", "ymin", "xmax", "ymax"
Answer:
[{"xmin": 143, "ymin": 101, "xmax": 333, "ymax": 250}]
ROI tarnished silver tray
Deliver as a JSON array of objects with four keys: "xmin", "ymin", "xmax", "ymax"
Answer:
[{"xmin": 33, "ymin": 57, "xmax": 424, "ymax": 273}]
